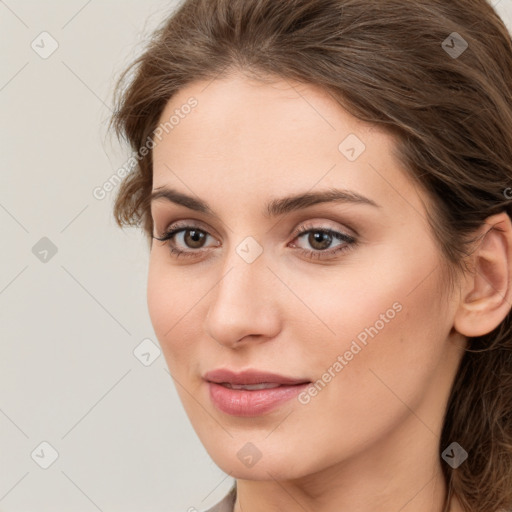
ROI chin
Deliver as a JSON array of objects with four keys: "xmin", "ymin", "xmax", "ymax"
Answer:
[{"xmin": 206, "ymin": 445, "xmax": 315, "ymax": 482}]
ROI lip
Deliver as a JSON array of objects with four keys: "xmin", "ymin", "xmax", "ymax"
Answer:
[
  {"xmin": 203, "ymin": 368, "xmax": 310, "ymax": 386},
  {"xmin": 203, "ymin": 369, "xmax": 311, "ymax": 417}
]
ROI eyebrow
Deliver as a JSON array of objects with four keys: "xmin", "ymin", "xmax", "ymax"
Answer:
[{"xmin": 150, "ymin": 186, "xmax": 381, "ymax": 218}]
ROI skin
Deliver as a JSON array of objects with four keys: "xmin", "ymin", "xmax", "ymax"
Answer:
[{"xmin": 147, "ymin": 72, "xmax": 512, "ymax": 512}]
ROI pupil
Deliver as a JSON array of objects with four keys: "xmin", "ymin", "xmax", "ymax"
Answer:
[
  {"xmin": 186, "ymin": 229, "xmax": 205, "ymax": 248},
  {"xmin": 310, "ymin": 231, "xmax": 331, "ymax": 250}
]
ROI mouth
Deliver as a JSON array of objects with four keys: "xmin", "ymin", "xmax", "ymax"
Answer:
[
  {"xmin": 203, "ymin": 368, "xmax": 311, "ymax": 386},
  {"xmin": 216, "ymin": 382, "xmax": 306, "ymax": 390},
  {"xmin": 203, "ymin": 369, "xmax": 312, "ymax": 417}
]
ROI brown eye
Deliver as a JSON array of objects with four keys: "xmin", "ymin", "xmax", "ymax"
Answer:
[
  {"xmin": 152, "ymin": 224, "xmax": 219, "ymax": 258},
  {"xmin": 290, "ymin": 224, "xmax": 357, "ymax": 261},
  {"xmin": 183, "ymin": 229, "xmax": 207, "ymax": 249},
  {"xmin": 307, "ymin": 231, "xmax": 334, "ymax": 251}
]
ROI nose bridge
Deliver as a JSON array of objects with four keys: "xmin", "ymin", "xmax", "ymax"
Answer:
[
  {"xmin": 205, "ymin": 236, "xmax": 280, "ymax": 346},
  {"xmin": 217, "ymin": 233, "xmax": 269, "ymax": 300}
]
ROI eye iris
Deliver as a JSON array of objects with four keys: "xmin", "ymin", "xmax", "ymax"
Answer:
[
  {"xmin": 309, "ymin": 231, "xmax": 332, "ymax": 250},
  {"xmin": 185, "ymin": 229, "xmax": 206, "ymax": 248}
]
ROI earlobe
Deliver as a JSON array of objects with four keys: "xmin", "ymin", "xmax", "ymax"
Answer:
[{"xmin": 453, "ymin": 212, "xmax": 512, "ymax": 338}]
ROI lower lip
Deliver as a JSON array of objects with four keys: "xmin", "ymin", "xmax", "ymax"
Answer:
[{"xmin": 207, "ymin": 382, "xmax": 310, "ymax": 417}]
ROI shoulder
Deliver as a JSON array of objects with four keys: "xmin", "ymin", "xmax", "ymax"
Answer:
[{"xmin": 193, "ymin": 483, "xmax": 237, "ymax": 512}]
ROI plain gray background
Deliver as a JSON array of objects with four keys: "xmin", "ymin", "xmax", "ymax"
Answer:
[{"xmin": 1, "ymin": 1, "xmax": 511, "ymax": 511}]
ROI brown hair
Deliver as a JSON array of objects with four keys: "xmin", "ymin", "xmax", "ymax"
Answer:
[{"xmin": 109, "ymin": 0, "xmax": 512, "ymax": 510}]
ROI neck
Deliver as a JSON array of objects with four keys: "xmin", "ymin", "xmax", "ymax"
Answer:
[{"xmin": 234, "ymin": 470, "xmax": 453, "ymax": 512}]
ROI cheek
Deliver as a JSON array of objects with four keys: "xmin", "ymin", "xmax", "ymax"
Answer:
[
  {"xmin": 146, "ymin": 255, "xmax": 197, "ymax": 368},
  {"xmin": 294, "ymin": 243, "xmax": 450, "ymax": 415},
  {"xmin": 147, "ymin": 257, "xmax": 171, "ymax": 343}
]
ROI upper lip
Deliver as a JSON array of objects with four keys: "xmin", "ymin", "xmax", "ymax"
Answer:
[{"xmin": 204, "ymin": 369, "xmax": 310, "ymax": 386}]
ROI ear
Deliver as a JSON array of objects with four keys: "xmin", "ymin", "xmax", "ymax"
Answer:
[{"xmin": 453, "ymin": 212, "xmax": 512, "ymax": 337}]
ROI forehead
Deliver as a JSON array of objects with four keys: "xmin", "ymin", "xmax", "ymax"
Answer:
[
  {"xmin": 151, "ymin": 73, "xmax": 425, "ymax": 218},
  {"xmin": 154, "ymin": 72, "xmax": 373, "ymax": 157}
]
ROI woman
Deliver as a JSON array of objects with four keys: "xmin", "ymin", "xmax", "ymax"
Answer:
[{"xmin": 109, "ymin": 0, "xmax": 512, "ymax": 510}]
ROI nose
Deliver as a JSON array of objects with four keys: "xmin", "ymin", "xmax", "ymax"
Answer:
[{"xmin": 204, "ymin": 247, "xmax": 282, "ymax": 348}]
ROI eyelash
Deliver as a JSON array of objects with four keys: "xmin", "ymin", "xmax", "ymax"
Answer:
[{"xmin": 152, "ymin": 222, "xmax": 357, "ymax": 261}]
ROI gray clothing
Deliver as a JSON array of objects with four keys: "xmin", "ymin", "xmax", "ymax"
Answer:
[{"xmin": 204, "ymin": 483, "xmax": 236, "ymax": 512}]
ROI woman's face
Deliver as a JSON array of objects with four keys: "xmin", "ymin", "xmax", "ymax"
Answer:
[{"xmin": 148, "ymin": 72, "xmax": 465, "ymax": 481}]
